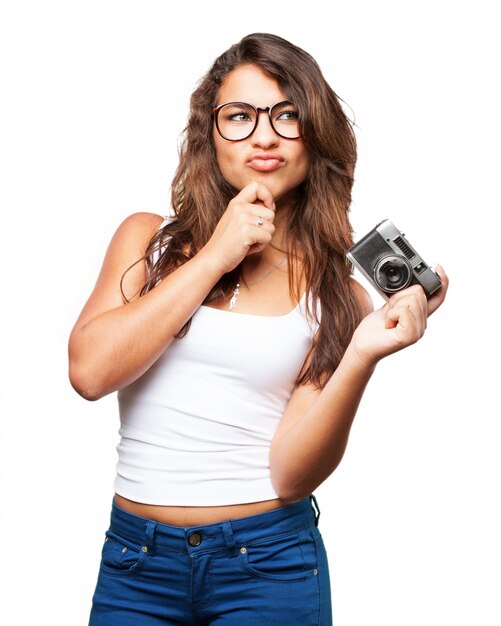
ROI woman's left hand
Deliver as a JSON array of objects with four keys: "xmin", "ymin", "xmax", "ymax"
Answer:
[{"xmin": 349, "ymin": 265, "xmax": 449, "ymax": 368}]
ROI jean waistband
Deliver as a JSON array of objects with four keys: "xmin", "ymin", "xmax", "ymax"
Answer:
[{"xmin": 108, "ymin": 495, "xmax": 321, "ymax": 556}]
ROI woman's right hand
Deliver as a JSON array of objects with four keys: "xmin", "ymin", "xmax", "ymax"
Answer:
[
  {"xmin": 202, "ymin": 182, "xmax": 277, "ymax": 274},
  {"xmin": 68, "ymin": 183, "xmax": 276, "ymax": 400}
]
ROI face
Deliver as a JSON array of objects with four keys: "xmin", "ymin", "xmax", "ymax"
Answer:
[{"xmin": 213, "ymin": 64, "xmax": 309, "ymax": 205}]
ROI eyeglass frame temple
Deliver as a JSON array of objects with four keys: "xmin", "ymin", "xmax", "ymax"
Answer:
[{"xmin": 210, "ymin": 100, "xmax": 300, "ymax": 141}]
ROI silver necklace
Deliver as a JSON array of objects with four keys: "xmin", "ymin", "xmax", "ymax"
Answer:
[{"xmin": 229, "ymin": 255, "xmax": 287, "ymax": 311}]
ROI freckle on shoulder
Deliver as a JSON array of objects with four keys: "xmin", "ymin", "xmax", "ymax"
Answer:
[
  {"xmin": 116, "ymin": 212, "xmax": 165, "ymax": 240},
  {"xmin": 127, "ymin": 212, "xmax": 165, "ymax": 229}
]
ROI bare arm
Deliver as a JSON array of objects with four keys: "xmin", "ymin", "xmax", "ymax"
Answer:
[
  {"xmin": 68, "ymin": 183, "xmax": 277, "ymax": 401},
  {"xmin": 68, "ymin": 212, "xmax": 224, "ymax": 400},
  {"xmin": 270, "ymin": 268, "xmax": 449, "ymax": 502}
]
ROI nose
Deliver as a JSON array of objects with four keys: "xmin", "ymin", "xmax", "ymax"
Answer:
[{"xmin": 251, "ymin": 110, "xmax": 279, "ymax": 148}]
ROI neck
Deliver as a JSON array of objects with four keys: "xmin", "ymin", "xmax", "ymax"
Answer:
[
  {"xmin": 270, "ymin": 185, "xmax": 302, "ymax": 244},
  {"xmin": 267, "ymin": 200, "xmax": 292, "ymax": 254},
  {"xmin": 242, "ymin": 248, "xmax": 287, "ymax": 276}
]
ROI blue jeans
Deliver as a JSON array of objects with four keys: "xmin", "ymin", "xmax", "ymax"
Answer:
[{"xmin": 89, "ymin": 495, "xmax": 332, "ymax": 625}]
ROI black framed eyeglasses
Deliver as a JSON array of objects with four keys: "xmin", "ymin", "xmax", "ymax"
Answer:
[{"xmin": 211, "ymin": 100, "xmax": 301, "ymax": 141}]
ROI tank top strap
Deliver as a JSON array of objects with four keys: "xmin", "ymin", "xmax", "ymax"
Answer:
[
  {"xmin": 297, "ymin": 290, "xmax": 322, "ymax": 335},
  {"xmin": 152, "ymin": 212, "xmax": 176, "ymax": 265},
  {"xmin": 158, "ymin": 211, "xmax": 176, "ymax": 230}
]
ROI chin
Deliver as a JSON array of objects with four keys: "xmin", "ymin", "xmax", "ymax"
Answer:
[
  {"xmin": 245, "ymin": 176, "xmax": 295, "ymax": 201},
  {"xmin": 223, "ymin": 169, "xmax": 304, "ymax": 205}
]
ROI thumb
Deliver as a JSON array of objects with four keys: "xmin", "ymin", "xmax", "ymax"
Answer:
[{"xmin": 384, "ymin": 302, "xmax": 398, "ymax": 329}]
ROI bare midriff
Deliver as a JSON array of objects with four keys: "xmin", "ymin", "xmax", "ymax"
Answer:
[{"xmin": 114, "ymin": 494, "xmax": 299, "ymax": 527}]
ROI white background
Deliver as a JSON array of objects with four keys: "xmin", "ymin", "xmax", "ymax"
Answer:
[{"xmin": 1, "ymin": 1, "xmax": 500, "ymax": 624}]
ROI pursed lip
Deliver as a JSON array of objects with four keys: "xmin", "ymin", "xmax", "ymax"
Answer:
[{"xmin": 247, "ymin": 153, "xmax": 285, "ymax": 172}]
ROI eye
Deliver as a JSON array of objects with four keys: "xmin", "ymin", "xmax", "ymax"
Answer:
[
  {"xmin": 221, "ymin": 105, "xmax": 254, "ymax": 123},
  {"xmin": 230, "ymin": 110, "xmax": 252, "ymax": 122},
  {"xmin": 277, "ymin": 109, "xmax": 299, "ymax": 121},
  {"xmin": 275, "ymin": 106, "xmax": 299, "ymax": 122}
]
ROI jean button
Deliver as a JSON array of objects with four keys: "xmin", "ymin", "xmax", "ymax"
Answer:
[{"xmin": 188, "ymin": 532, "xmax": 202, "ymax": 547}]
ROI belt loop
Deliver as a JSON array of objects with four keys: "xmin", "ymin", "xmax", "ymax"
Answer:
[
  {"xmin": 309, "ymin": 494, "xmax": 321, "ymax": 527},
  {"xmin": 220, "ymin": 520, "xmax": 238, "ymax": 557},
  {"xmin": 145, "ymin": 521, "xmax": 157, "ymax": 556}
]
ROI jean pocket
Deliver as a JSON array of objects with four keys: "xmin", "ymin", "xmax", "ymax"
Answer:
[
  {"xmin": 238, "ymin": 527, "xmax": 319, "ymax": 582},
  {"xmin": 99, "ymin": 530, "xmax": 147, "ymax": 578}
]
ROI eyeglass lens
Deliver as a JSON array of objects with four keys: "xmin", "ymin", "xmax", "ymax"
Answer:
[{"xmin": 216, "ymin": 101, "xmax": 300, "ymax": 141}]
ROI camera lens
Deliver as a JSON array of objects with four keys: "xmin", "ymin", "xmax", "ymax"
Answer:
[{"xmin": 374, "ymin": 255, "xmax": 412, "ymax": 293}]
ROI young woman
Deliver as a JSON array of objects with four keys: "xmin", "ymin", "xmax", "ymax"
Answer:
[{"xmin": 69, "ymin": 33, "xmax": 448, "ymax": 626}]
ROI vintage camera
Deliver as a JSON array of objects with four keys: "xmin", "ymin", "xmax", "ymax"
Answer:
[{"xmin": 347, "ymin": 219, "xmax": 442, "ymax": 300}]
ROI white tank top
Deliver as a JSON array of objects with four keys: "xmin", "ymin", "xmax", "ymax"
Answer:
[{"xmin": 113, "ymin": 218, "xmax": 320, "ymax": 506}]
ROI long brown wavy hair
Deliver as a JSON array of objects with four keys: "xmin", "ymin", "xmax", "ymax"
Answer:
[{"xmin": 125, "ymin": 33, "xmax": 364, "ymax": 389}]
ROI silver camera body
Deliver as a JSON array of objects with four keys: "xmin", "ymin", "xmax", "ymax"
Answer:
[{"xmin": 347, "ymin": 219, "xmax": 442, "ymax": 301}]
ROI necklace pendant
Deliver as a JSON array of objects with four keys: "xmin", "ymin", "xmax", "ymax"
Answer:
[{"xmin": 229, "ymin": 283, "xmax": 240, "ymax": 311}]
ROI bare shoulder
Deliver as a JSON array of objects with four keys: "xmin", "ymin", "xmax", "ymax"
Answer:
[
  {"xmin": 70, "ymin": 212, "xmax": 165, "ymax": 332},
  {"xmin": 126, "ymin": 211, "xmax": 165, "ymax": 228},
  {"xmin": 350, "ymin": 277, "xmax": 374, "ymax": 316},
  {"xmin": 115, "ymin": 211, "xmax": 165, "ymax": 238},
  {"xmin": 103, "ymin": 212, "xmax": 165, "ymax": 263},
  {"xmin": 101, "ymin": 211, "xmax": 165, "ymax": 284}
]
